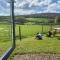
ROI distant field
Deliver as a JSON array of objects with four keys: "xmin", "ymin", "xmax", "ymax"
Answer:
[{"xmin": 26, "ymin": 18, "xmax": 48, "ymax": 22}]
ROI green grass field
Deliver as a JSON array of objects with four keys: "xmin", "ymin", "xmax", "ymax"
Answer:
[
  {"xmin": 0, "ymin": 17, "xmax": 60, "ymax": 60},
  {"xmin": 26, "ymin": 18, "xmax": 48, "ymax": 22},
  {"xmin": 15, "ymin": 36, "xmax": 60, "ymax": 54},
  {"xmin": 8, "ymin": 24, "xmax": 60, "ymax": 60},
  {"xmin": 0, "ymin": 24, "xmax": 58, "ymax": 57},
  {"xmin": 0, "ymin": 23, "xmax": 12, "ymax": 57},
  {"xmin": 16, "ymin": 25, "xmax": 60, "ymax": 38},
  {"xmin": 8, "ymin": 36, "xmax": 60, "ymax": 60}
]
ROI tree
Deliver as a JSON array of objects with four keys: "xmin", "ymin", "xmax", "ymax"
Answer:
[
  {"xmin": 54, "ymin": 16, "xmax": 60, "ymax": 25},
  {"xmin": 56, "ymin": 16, "xmax": 60, "ymax": 25},
  {"xmin": 15, "ymin": 17, "xmax": 27, "ymax": 25}
]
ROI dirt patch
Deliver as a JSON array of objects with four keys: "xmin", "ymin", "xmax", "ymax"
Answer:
[{"xmin": 13, "ymin": 54, "xmax": 60, "ymax": 60}]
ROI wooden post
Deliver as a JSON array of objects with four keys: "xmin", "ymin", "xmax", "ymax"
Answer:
[
  {"xmin": 42, "ymin": 23, "xmax": 43, "ymax": 34},
  {"xmin": 19, "ymin": 26, "xmax": 21, "ymax": 40}
]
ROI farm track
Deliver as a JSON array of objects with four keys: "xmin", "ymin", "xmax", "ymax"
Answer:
[{"xmin": 13, "ymin": 54, "xmax": 60, "ymax": 60}]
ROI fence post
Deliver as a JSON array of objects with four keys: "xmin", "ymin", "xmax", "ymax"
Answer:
[
  {"xmin": 19, "ymin": 26, "xmax": 21, "ymax": 40},
  {"xmin": 42, "ymin": 23, "xmax": 43, "ymax": 34}
]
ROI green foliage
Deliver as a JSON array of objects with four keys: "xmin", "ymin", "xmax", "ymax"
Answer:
[
  {"xmin": 15, "ymin": 17, "xmax": 27, "ymax": 25},
  {"xmin": 55, "ymin": 16, "xmax": 60, "ymax": 24},
  {"xmin": 57, "ymin": 17, "xmax": 60, "ymax": 24}
]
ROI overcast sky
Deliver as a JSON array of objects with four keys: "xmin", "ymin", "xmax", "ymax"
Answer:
[{"xmin": 0, "ymin": 0, "xmax": 60, "ymax": 16}]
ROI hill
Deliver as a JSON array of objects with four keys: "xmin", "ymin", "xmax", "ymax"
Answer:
[{"xmin": 19, "ymin": 13, "xmax": 60, "ymax": 18}]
